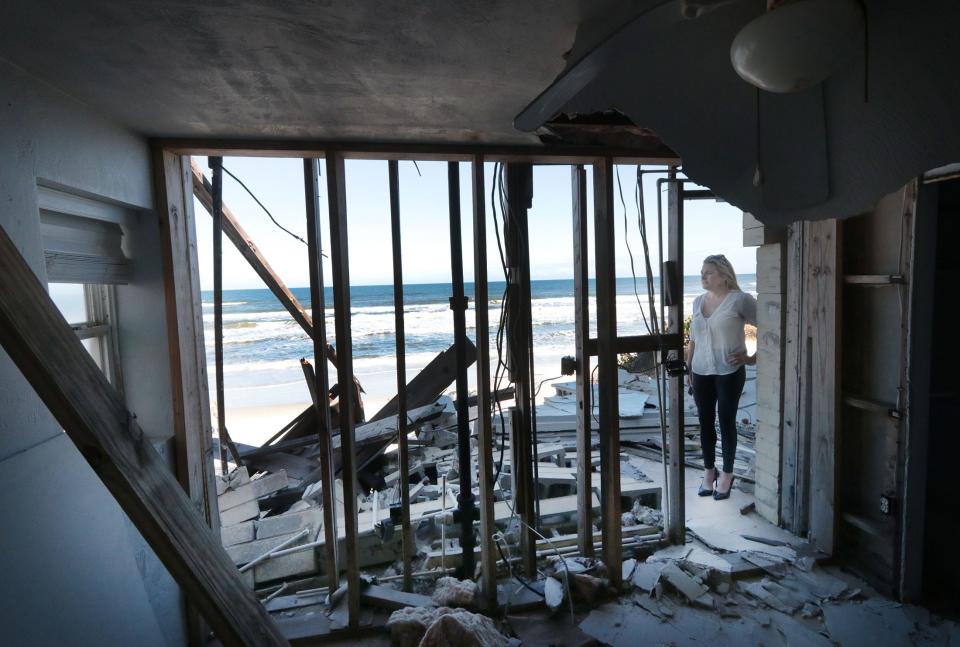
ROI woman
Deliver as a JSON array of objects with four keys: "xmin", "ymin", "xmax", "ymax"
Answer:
[{"xmin": 686, "ymin": 254, "xmax": 757, "ymax": 500}]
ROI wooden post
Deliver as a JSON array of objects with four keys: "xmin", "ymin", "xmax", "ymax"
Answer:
[
  {"xmin": 780, "ymin": 222, "xmax": 804, "ymax": 532},
  {"xmin": 155, "ymin": 150, "xmax": 220, "ymax": 646},
  {"xmin": 0, "ymin": 222, "xmax": 288, "ymax": 646},
  {"xmin": 471, "ymin": 154, "xmax": 498, "ymax": 607},
  {"xmin": 571, "ymin": 164, "xmax": 593, "ymax": 557},
  {"xmin": 388, "ymin": 159, "xmax": 414, "ymax": 592},
  {"xmin": 803, "ymin": 219, "xmax": 840, "ymax": 555},
  {"xmin": 505, "ymin": 163, "xmax": 537, "ymax": 574},
  {"xmin": 325, "ymin": 151, "xmax": 361, "ymax": 627},
  {"xmin": 303, "ymin": 158, "xmax": 340, "ymax": 586},
  {"xmin": 593, "ymin": 157, "xmax": 622, "ymax": 584},
  {"xmin": 155, "ymin": 150, "xmax": 218, "ymax": 528},
  {"xmin": 666, "ymin": 169, "xmax": 685, "ymax": 545}
]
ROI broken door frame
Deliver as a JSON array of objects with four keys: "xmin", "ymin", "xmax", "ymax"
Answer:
[{"xmin": 154, "ymin": 138, "xmax": 683, "ymax": 629}]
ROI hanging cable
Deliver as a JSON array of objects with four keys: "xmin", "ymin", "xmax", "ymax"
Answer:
[{"xmin": 221, "ymin": 165, "xmax": 310, "ymax": 247}]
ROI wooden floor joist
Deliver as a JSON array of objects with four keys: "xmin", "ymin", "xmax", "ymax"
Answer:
[{"xmin": 0, "ymin": 224, "xmax": 287, "ymax": 646}]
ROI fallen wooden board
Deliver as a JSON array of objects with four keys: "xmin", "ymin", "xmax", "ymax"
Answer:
[{"xmin": 0, "ymin": 222, "xmax": 286, "ymax": 646}]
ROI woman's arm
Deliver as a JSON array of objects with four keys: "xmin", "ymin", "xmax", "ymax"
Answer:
[{"xmin": 685, "ymin": 338, "xmax": 695, "ymax": 388}]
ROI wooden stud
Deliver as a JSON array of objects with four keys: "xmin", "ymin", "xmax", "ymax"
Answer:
[
  {"xmin": 780, "ymin": 223, "xmax": 804, "ymax": 532},
  {"xmin": 593, "ymin": 157, "xmax": 622, "ymax": 584},
  {"xmin": 155, "ymin": 150, "xmax": 219, "ymax": 528},
  {"xmin": 505, "ymin": 163, "xmax": 537, "ymax": 574},
  {"xmin": 155, "ymin": 150, "xmax": 220, "ymax": 646},
  {"xmin": 571, "ymin": 164, "xmax": 593, "ymax": 557},
  {"xmin": 387, "ymin": 159, "xmax": 414, "ymax": 592},
  {"xmin": 471, "ymin": 154, "xmax": 498, "ymax": 607},
  {"xmin": 666, "ymin": 170, "xmax": 685, "ymax": 545},
  {"xmin": 803, "ymin": 219, "xmax": 841, "ymax": 554},
  {"xmin": 324, "ymin": 151, "xmax": 362, "ymax": 627},
  {"xmin": 0, "ymin": 222, "xmax": 287, "ymax": 646},
  {"xmin": 303, "ymin": 158, "xmax": 340, "ymax": 587}
]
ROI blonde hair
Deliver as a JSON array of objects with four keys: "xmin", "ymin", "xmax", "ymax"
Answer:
[{"xmin": 703, "ymin": 254, "xmax": 741, "ymax": 291}]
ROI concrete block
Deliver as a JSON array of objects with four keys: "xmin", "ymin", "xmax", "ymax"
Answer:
[
  {"xmin": 220, "ymin": 498, "xmax": 259, "ymax": 527},
  {"xmin": 254, "ymin": 549, "xmax": 318, "ymax": 585},
  {"xmin": 226, "ymin": 530, "xmax": 308, "ymax": 566},
  {"xmin": 221, "ymin": 520, "xmax": 255, "ymax": 547},
  {"xmin": 256, "ymin": 506, "xmax": 323, "ymax": 540},
  {"xmin": 218, "ymin": 470, "xmax": 288, "ymax": 512}
]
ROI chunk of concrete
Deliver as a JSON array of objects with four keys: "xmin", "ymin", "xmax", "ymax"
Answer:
[{"xmin": 431, "ymin": 576, "xmax": 479, "ymax": 608}]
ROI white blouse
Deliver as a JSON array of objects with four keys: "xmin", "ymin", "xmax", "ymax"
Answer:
[{"xmin": 690, "ymin": 291, "xmax": 757, "ymax": 376}]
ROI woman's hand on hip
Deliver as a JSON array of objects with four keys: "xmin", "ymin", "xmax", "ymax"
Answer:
[{"xmin": 727, "ymin": 350, "xmax": 755, "ymax": 367}]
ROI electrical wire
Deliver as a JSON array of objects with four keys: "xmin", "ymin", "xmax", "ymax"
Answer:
[{"xmin": 221, "ymin": 165, "xmax": 310, "ymax": 247}]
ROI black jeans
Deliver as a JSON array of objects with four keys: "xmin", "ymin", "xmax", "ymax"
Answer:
[{"xmin": 691, "ymin": 366, "xmax": 745, "ymax": 474}]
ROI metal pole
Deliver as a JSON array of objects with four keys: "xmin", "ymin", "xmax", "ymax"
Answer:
[
  {"xmin": 388, "ymin": 160, "xmax": 414, "ymax": 592},
  {"xmin": 447, "ymin": 161, "xmax": 477, "ymax": 579},
  {"xmin": 666, "ymin": 167, "xmax": 686, "ymax": 545},
  {"xmin": 571, "ymin": 164, "xmax": 594, "ymax": 556},
  {"xmin": 303, "ymin": 158, "xmax": 340, "ymax": 586},
  {"xmin": 471, "ymin": 154, "xmax": 498, "ymax": 607},
  {"xmin": 210, "ymin": 156, "xmax": 228, "ymax": 475}
]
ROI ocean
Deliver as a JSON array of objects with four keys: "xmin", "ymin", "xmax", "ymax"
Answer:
[{"xmin": 202, "ymin": 275, "xmax": 756, "ymax": 416}]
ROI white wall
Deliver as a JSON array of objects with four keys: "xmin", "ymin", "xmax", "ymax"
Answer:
[{"xmin": 0, "ymin": 58, "xmax": 185, "ymax": 646}]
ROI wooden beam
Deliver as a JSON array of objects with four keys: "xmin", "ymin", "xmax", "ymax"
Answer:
[
  {"xmin": 325, "ymin": 151, "xmax": 362, "ymax": 627},
  {"xmin": 780, "ymin": 223, "xmax": 804, "ymax": 532},
  {"xmin": 155, "ymin": 150, "xmax": 220, "ymax": 646},
  {"xmin": 571, "ymin": 164, "xmax": 593, "ymax": 557},
  {"xmin": 666, "ymin": 170, "xmax": 685, "ymax": 545},
  {"xmin": 304, "ymin": 158, "xmax": 340, "ymax": 588},
  {"xmin": 0, "ymin": 222, "xmax": 287, "ymax": 646},
  {"xmin": 471, "ymin": 154, "xmax": 498, "ymax": 608},
  {"xmin": 593, "ymin": 157, "xmax": 622, "ymax": 585},
  {"xmin": 805, "ymin": 219, "xmax": 841, "ymax": 555},
  {"xmin": 191, "ymin": 161, "xmax": 315, "ymax": 339},
  {"xmin": 584, "ymin": 333, "xmax": 684, "ymax": 357},
  {"xmin": 155, "ymin": 150, "xmax": 219, "ymax": 527},
  {"xmin": 388, "ymin": 159, "xmax": 414, "ymax": 592},
  {"xmin": 159, "ymin": 137, "xmax": 681, "ymax": 165}
]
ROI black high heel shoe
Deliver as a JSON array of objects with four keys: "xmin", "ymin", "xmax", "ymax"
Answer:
[
  {"xmin": 698, "ymin": 468, "xmax": 718, "ymax": 497},
  {"xmin": 713, "ymin": 472, "xmax": 735, "ymax": 500}
]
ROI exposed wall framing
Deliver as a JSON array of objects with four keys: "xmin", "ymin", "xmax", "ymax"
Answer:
[{"xmin": 149, "ymin": 141, "xmax": 686, "ymax": 640}]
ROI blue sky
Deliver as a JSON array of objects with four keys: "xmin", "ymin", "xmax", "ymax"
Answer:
[{"xmin": 194, "ymin": 157, "xmax": 754, "ymax": 290}]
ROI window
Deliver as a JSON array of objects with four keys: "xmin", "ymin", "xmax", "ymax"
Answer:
[
  {"xmin": 39, "ymin": 185, "xmax": 131, "ymax": 396},
  {"xmin": 48, "ymin": 282, "xmax": 125, "ymax": 395}
]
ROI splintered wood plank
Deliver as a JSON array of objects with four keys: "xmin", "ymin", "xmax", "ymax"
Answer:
[{"xmin": 0, "ymin": 223, "xmax": 286, "ymax": 645}]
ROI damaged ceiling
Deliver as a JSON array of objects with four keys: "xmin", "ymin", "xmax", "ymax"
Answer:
[
  {"xmin": 516, "ymin": 0, "xmax": 960, "ymax": 225},
  {"xmin": 3, "ymin": 1, "xmax": 957, "ymax": 223},
  {"xmin": 0, "ymin": 0, "xmax": 647, "ymax": 147}
]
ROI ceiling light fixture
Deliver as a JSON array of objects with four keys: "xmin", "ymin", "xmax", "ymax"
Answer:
[{"xmin": 730, "ymin": 0, "xmax": 864, "ymax": 93}]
